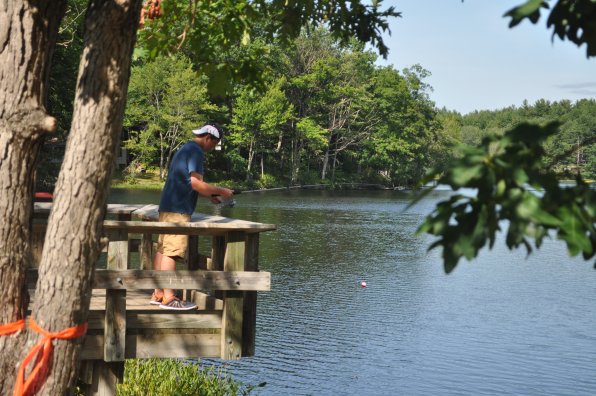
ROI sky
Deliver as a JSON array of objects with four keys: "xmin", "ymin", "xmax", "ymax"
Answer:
[{"xmin": 376, "ymin": 0, "xmax": 596, "ymax": 114}]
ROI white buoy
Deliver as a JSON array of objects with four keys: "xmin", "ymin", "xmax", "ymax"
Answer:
[{"xmin": 360, "ymin": 280, "xmax": 367, "ymax": 288}]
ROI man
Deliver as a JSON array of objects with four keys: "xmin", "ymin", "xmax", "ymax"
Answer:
[{"xmin": 151, "ymin": 124, "xmax": 234, "ymax": 310}]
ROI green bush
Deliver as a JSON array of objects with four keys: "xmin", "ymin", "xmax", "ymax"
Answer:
[
  {"xmin": 255, "ymin": 173, "xmax": 278, "ymax": 189},
  {"xmin": 117, "ymin": 358, "xmax": 264, "ymax": 396},
  {"xmin": 297, "ymin": 169, "xmax": 322, "ymax": 185}
]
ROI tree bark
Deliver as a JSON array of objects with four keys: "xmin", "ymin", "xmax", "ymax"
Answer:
[
  {"xmin": 321, "ymin": 148, "xmax": 330, "ymax": 180},
  {"xmin": 26, "ymin": 1, "xmax": 142, "ymax": 394},
  {"xmin": 0, "ymin": 1, "xmax": 66, "ymax": 393},
  {"xmin": 246, "ymin": 137, "xmax": 255, "ymax": 182}
]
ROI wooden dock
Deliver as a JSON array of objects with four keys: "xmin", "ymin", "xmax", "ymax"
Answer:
[{"xmin": 32, "ymin": 203, "xmax": 275, "ymax": 395}]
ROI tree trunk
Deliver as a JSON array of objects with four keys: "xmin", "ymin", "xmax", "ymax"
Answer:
[
  {"xmin": 0, "ymin": 1, "xmax": 66, "ymax": 392},
  {"xmin": 246, "ymin": 138, "xmax": 255, "ymax": 182},
  {"xmin": 260, "ymin": 154, "xmax": 264, "ymax": 179},
  {"xmin": 331, "ymin": 150, "xmax": 338, "ymax": 182},
  {"xmin": 321, "ymin": 133, "xmax": 334, "ymax": 180},
  {"xmin": 27, "ymin": 1, "xmax": 142, "ymax": 395},
  {"xmin": 159, "ymin": 131, "xmax": 166, "ymax": 180},
  {"xmin": 321, "ymin": 149, "xmax": 329, "ymax": 180},
  {"xmin": 577, "ymin": 136, "xmax": 582, "ymax": 176},
  {"xmin": 291, "ymin": 140, "xmax": 301, "ymax": 184}
]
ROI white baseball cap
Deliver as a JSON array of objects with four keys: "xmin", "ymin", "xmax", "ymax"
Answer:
[{"xmin": 192, "ymin": 124, "xmax": 221, "ymax": 139}]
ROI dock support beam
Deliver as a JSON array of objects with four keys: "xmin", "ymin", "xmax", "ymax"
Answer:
[
  {"xmin": 83, "ymin": 360, "xmax": 124, "ymax": 396},
  {"xmin": 221, "ymin": 231, "xmax": 245, "ymax": 359},
  {"xmin": 243, "ymin": 233, "xmax": 259, "ymax": 356}
]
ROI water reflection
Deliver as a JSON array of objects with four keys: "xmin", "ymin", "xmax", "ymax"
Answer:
[{"xmin": 108, "ymin": 188, "xmax": 596, "ymax": 396}]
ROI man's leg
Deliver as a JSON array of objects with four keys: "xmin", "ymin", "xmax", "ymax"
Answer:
[
  {"xmin": 156, "ymin": 252, "xmax": 177, "ymax": 300},
  {"xmin": 154, "ymin": 212, "xmax": 197, "ymax": 310},
  {"xmin": 152, "ymin": 251, "xmax": 164, "ymax": 299}
]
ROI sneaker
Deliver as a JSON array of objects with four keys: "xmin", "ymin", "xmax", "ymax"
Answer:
[
  {"xmin": 159, "ymin": 296, "xmax": 197, "ymax": 310},
  {"xmin": 149, "ymin": 292, "xmax": 163, "ymax": 305}
]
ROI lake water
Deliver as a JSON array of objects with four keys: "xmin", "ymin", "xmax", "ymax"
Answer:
[{"xmin": 109, "ymin": 188, "xmax": 596, "ymax": 396}]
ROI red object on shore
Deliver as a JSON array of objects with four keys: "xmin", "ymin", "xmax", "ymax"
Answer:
[{"xmin": 34, "ymin": 192, "xmax": 53, "ymax": 202}]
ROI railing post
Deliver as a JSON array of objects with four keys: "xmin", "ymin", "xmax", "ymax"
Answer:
[
  {"xmin": 242, "ymin": 233, "xmax": 259, "ymax": 356},
  {"xmin": 220, "ymin": 231, "xmax": 246, "ymax": 360},
  {"xmin": 105, "ymin": 214, "xmax": 128, "ymax": 366},
  {"xmin": 139, "ymin": 233, "xmax": 153, "ymax": 270},
  {"xmin": 211, "ymin": 235, "xmax": 226, "ymax": 301},
  {"xmin": 84, "ymin": 360, "xmax": 124, "ymax": 396},
  {"xmin": 211, "ymin": 235, "xmax": 225, "ymax": 271}
]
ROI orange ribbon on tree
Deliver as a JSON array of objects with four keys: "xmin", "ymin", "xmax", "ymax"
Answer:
[
  {"xmin": 0, "ymin": 319, "xmax": 26, "ymax": 336},
  {"xmin": 13, "ymin": 317, "xmax": 88, "ymax": 396}
]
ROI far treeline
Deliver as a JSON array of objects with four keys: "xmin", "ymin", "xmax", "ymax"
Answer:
[{"xmin": 41, "ymin": 17, "xmax": 596, "ymax": 192}]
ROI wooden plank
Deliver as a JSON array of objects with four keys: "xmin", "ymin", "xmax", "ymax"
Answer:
[
  {"xmin": 91, "ymin": 269, "xmax": 271, "ymax": 291},
  {"xmin": 139, "ymin": 233, "xmax": 153, "ymax": 270},
  {"xmin": 84, "ymin": 360, "xmax": 124, "ymax": 396},
  {"xmin": 79, "ymin": 360, "xmax": 94, "ymax": 385},
  {"xmin": 104, "ymin": 204, "xmax": 148, "ymax": 215},
  {"xmin": 104, "ymin": 289, "xmax": 126, "ymax": 362},
  {"xmin": 34, "ymin": 205, "xmax": 277, "ymax": 235},
  {"xmin": 188, "ymin": 236, "xmax": 199, "ymax": 269},
  {"xmin": 185, "ymin": 235, "xmax": 200, "ymax": 300},
  {"xmin": 105, "ymin": 224, "xmax": 128, "ymax": 362},
  {"xmin": 32, "ymin": 219, "xmax": 48, "ymax": 232},
  {"xmin": 211, "ymin": 235, "xmax": 226, "ymax": 308},
  {"xmin": 191, "ymin": 290, "xmax": 224, "ymax": 311},
  {"xmin": 211, "ymin": 236, "xmax": 226, "ymax": 271},
  {"xmin": 32, "ymin": 202, "xmax": 52, "ymax": 215},
  {"xmin": 87, "ymin": 311, "xmax": 221, "ymax": 330},
  {"xmin": 131, "ymin": 204, "xmax": 159, "ymax": 220},
  {"xmin": 33, "ymin": 203, "xmax": 147, "ymax": 216},
  {"xmin": 84, "ymin": 290, "xmax": 222, "ymax": 312},
  {"xmin": 132, "ymin": 205, "xmax": 256, "ymax": 226},
  {"xmin": 31, "ymin": 230, "xmax": 44, "ymax": 268},
  {"xmin": 81, "ymin": 334, "xmax": 220, "ymax": 359},
  {"xmin": 34, "ymin": 204, "xmax": 277, "ymax": 234},
  {"xmin": 107, "ymin": 223, "xmax": 129, "ymax": 270},
  {"xmin": 221, "ymin": 231, "xmax": 246, "ymax": 360},
  {"xmin": 102, "ymin": 219, "xmax": 276, "ymax": 235},
  {"xmin": 243, "ymin": 233, "xmax": 259, "ymax": 357},
  {"xmin": 26, "ymin": 269, "xmax": 270, "ymax": 291}
]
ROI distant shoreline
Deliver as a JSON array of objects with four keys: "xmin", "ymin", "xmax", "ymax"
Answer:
[{"xmin": 111, "ymin": 182, "xmax": 410, "ymax": 193}]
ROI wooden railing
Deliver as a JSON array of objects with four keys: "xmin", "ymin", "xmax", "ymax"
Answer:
[{"xmin": 31, "ymin": 203, "xmax": 275, "ymax": 395}]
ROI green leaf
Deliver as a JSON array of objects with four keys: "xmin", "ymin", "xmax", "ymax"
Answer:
[
  {"xmin": 447, "ymin": 164, "xmax": 484, "ymax": 186},
  {"xmin": 504, "ymin": 0, "xmax": 550, "ymax": 28}
]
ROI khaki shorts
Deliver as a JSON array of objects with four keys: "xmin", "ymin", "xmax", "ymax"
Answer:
[{"xmin": 156, "ymin": 212, "xmax": 191, "ymax": 259}]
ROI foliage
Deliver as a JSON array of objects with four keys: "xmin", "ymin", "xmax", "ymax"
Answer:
[
  {"xmin": 417, "ymin": 122, "xmax": 596, "ymax": 273},
  {"xmin": 136, "ymin": 0, "xmax": 400, "ymax": 95},
  {"xmin": 37, "ymin": 0, "xmax": 87, "ymax": 192},
  {"xmin": 124, "ymin": 54, "xmax": 220, "ymax": 179},
  {"xmin": 129, "ymin": 27, "xmax": 441, "ymax": 189},
  {"xmin": 117, "ymin": 359, "xmax": 265, "ymax": 396},
  {"xmin": 230, "ymin": 79, "xmax": 294, "ymax": 181},
  {"xmin": 504, "ymin": 0, "xmax": 596, "ymax": 57},
  {"xmin": 295, "ymin": 117, "xmax": 328, "ymax": 151},
  {"xmin": 47, "ymin": 0, "xmax": 86, "ymax": 136},
  {"xmin": 457, "ymin": 99, "xmax": 596, "ymax": 178},
  {"xmin": 362, "ymin": 65, "xmax": 438, "ymax": 187},
  {"xmin": 420, "ymin": 97, "xmax": 596, "ymax": 272},
  {"xmin": 255, "ymin": 173, "xmax": 279, "ymax": 189}
]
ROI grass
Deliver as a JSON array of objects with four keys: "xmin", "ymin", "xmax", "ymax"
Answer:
[
  {"xmin": 111, "ymin": 168, "xmax": 164, "ymax": 190},
  {"xmin": 116, "ymin": 358, "xmax": 265, "ymax": 396}
]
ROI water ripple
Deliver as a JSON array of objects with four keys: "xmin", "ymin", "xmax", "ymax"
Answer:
[{"xmin": 109, "ymin": 189, "xmax": 596, "ymax": 396}]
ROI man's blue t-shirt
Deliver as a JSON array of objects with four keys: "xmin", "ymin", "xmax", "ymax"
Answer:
[{"xmin": 159, "ymin": 141, "xmax": 204, "ymax": 214}]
